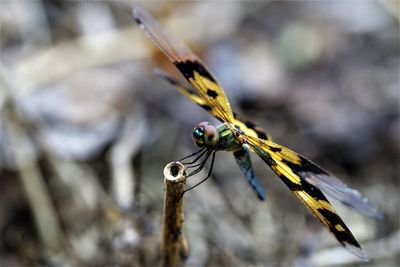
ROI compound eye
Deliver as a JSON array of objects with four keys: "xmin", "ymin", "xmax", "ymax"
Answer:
[
  {"xmin": 193, "ymin": 127, "xmax": 205, "ymax": 147},
  {"xmin": 203, "ymin": 124, "xmax": 218, "ymax": 146}
]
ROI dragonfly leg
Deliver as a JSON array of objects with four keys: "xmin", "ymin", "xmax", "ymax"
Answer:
[
  {"xmin": 186, "ymin": 150, "xmax": 212, "ymax": 176},
  {"xmin": 179, "ymin": 148, "xmax": 206, "ymax": 163},
  {"xmin": 185, "ymin": 151, "xmax": 211, "ymax": 169},
  {"xmin": 182, "ymin": 150, "xmax": 209, "ymax": 167},
  {"xmin": 183, "ymin": 151, "xmax": 216, "ymax": 195}
]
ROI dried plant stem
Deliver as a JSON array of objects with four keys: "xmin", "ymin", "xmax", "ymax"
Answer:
[
  {"xmin": 1, "ymin": 68, "xmax": 64, "ymax": 253},
  {"xmin": 3, "ymin": 106, "xmax": 64, "ymax": 252},
  {"xmin": 162, "ymin": 162, "xmax": 189, "ymax": 267}
]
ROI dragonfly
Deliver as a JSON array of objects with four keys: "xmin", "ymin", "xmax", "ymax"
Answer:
[{"xmin": 133, "ymin": 7, "xmax": 380, "ymax": 261}]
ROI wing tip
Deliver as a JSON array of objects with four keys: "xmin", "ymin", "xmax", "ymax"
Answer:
[
  {"xmin": 342, "ymin": 199, "xmax": 382, "ymax": 219},
  {"xmin": 344, "ymin": 242, "xmax": 369, "ymax": 262},
  {"xmin": 132, "ymin": 6, "xmax": 145, "ymax": 25},
  {"xmin": 346, "ymin": 196, "xmax": 382, "ymax": 219},
  {"xmin": 366, "ymin": 206, "xmax": 383, "ymax": 219}
]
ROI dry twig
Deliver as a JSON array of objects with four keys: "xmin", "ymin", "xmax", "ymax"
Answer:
[{"xmin": 162, "ymin": 162, "xmax": 189, "ymax": 267}]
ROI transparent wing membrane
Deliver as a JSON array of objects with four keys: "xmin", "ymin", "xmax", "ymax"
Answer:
[
  {"xmin": 243, "ymin": 134, "xmax": 371, "ymax": 261},
  {"xmin": 304, "ymin": 173, "xmax": 381, "ymax": 218},
  {"xmin": 134, "ymin": 7, "xmax": 234, "ymax": 123}
]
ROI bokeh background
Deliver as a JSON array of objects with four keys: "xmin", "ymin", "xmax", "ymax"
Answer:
[{"xmin": 1, "ymin": 1, "xmax": 399, "ymax": 266}]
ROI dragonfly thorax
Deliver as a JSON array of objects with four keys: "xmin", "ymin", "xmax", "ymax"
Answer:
[{"xmin": 192, "ymin": 121, "xmax": 218, "ymax": 148}]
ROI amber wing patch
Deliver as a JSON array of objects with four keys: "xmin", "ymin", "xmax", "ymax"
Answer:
[
  {"xmin": 155, "ymin": 69, "xmax": 271, "ymax": 140},
  {"xmin": 243, "ymin": 135, "xmax": 369, "ymax": 261},
  {"xmin": 133, "ymin": 7, "xmax": 234, "ymax": 123}
]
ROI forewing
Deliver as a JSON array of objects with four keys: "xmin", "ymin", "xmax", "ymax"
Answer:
[
  {"xmin": 133, "ymin": 7, "xmax": 234, "ymax": 123},
  {"xmin": 243, "ymin": 135, "xmax": 369, "ymax": 261},
  {"xmin": 155, "ymin": 69, "xmax": 271, "ymax": 140}
]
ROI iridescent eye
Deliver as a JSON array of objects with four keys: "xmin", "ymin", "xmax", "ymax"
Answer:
[
  {"xmin": 192, "ymin": 122, "xmax": 218, "ymax": 147},
  {"xmin": 193, "ymin": 127, "xmax": 205, "ymax": 147},
  {"xmin": 203, "ymin": 124, "xmax": 218, "ymax": 146},
  {"xmin": 193, "ymin": 127, "xmax": 204, "ymax": 139}
]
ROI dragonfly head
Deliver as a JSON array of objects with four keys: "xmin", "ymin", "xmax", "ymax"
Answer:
[{"xmin": 192, "ymin": 121, "xmax": 218, "ymax": 148}]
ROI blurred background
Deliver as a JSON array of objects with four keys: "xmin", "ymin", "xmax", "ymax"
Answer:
[{"xmin": 0, "ymin": 1, "xmax": 399, "ymax": 266}]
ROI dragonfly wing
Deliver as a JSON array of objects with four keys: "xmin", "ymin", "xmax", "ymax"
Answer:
[
  {"xmin": 154, "ymin": 69, "xmax": 224, "ymax": 121},
  {"xmin": 303, "ymin": 172, "xmax": 381, "ymax": 218},
  {"xmin": 232, "ymin": 113, "xmax": 271, "ymax": 141},
  {"xmin": 155, "ymin": 69, "xmax": 271, "ymax": 140},
  {"xmin": 233, "ymin": 146, "xmax": 266, "ymax": 200},
  {"xmin": 133, "ymin": 7, "xmax": 234, "ymax": 123},
  {"xmin": 243, "ymin": 134, "xmax": 369, "ymax": 261}
]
